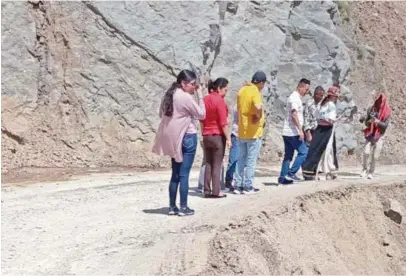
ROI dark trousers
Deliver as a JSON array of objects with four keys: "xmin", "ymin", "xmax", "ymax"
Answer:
[
  {"xmin": 203, "ymin": 135, "xmax": 226, "ymax": 196},
  {"xmin": 302, "ymin": 125, "xmax": 337, "ymax": 177},
  {"xmin": 169, "ymin": 133, "xmax": 197, "ymax": 208}
]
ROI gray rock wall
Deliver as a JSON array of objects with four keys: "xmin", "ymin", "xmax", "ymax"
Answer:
[{"xmin": 1, "ymin": 1, "xmax": 357, "ymax": 172}]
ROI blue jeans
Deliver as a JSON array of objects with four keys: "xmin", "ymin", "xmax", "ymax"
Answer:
[
  {"xmin": 169, "ymin": 133, "xmax": 197, "ymax": 208},
  {"xmin": 225, "ymin": 134, "xmax": 239, "ymax": 184},
  {"xmin": 234, "ymin": 138, "xmax": 261, "ymax": 190},
  {"xmin": 279, "ymin": 135, "xmax": 308, "ymax": 181}
]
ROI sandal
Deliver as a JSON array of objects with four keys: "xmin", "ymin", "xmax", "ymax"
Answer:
[
  {"xmin": 326, "ymin": 173, "xmax": 338, "ymax": 180},
  {"xmin": 211, "ymin": 194, "xmax": 227, "ymax": 198}
]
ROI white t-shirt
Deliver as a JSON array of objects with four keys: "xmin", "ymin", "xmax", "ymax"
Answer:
[
  {"xmin": 318, "ymin": 101, "xmax": 336, "ymax": 121},
  {"xmin": 282, "ymin": 91, "xmax": 304, "ymax": 136}
]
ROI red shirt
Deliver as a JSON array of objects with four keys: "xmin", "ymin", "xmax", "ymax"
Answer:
[{"xmin": 200, "ymin": 92, "xmax": 228, "ymax": 136}]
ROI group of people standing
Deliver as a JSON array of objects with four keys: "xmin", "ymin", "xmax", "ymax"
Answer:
[{"xmin": 152, "ymin": 69, "xmax": 391, "ymax": 216}]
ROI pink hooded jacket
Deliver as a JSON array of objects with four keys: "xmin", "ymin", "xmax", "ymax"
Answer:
[{"xmin": 152, "ymin": 88, "xmax": 205, "ymax": 162}]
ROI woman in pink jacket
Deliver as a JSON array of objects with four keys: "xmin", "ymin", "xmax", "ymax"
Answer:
[{"xmin": 152, "ymin": 70, "xmax": 206, "ymax": 216}]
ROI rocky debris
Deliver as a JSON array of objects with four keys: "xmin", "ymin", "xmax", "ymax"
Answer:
[
  {"xmin": 382, "ymin": 239, "xmax": 390, "ymax": 246},
  {"xmin": 384, "ymin": 199, "xmax": 404, "ymax": 224}
]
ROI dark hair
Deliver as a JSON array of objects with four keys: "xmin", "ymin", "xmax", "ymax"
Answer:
[
  {"xmin": 208, "ymin": 77, "xmax": 229, "ymax": 93},
  {"xmin": 298, "ymin": 78, "xmax": 310, "ymax": 88},
  {"xmin": 314, "ymin": 86, "xmax": 325, "ymax": 94},
  {"xmin": 161, "ymin": 69, "xmax": 197, "ymax": 117},
  {"xmin": 321, "ymin": 96, "xmax": 329, "ymax": 106},
  {"xmin": 332, "ymin": 81, "xmax": 340, "ymax": 88}
]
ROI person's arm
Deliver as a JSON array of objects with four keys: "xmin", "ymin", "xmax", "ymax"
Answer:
[
  {"xmin": 252, "ymin": 91, "xmax": 263, "ymax": 123},
  {"xmin": 303, "ymin": 104, "xmax": 312, "ymax": 142},
  {"xmin": 217, "ymin": 101, "xmax": 231, "ymax": 148},
  {"xmin": 233, "ymin": 106, "xmax": 239, "ymax": 126},
  {"xmin": 374, "ymin": 115, "xmax": 390, "ymax": 130},
  {"xmin": 291, "ymin": 99, "xmax": 304, "ymax": 140},
  {"xmin": 185, "ymin": 90, "xmax": 206, "ymax": 120},
  {"xmin": 361, "ymin": 107, "xmax": 372, "ymax": 127},
  {"xmin": 303, "ymin": 103, "xmax": 311, "ymax": 132},
  {"xmin": 291, "ymin": 110, "xmax": 304, "ymax": 140}
]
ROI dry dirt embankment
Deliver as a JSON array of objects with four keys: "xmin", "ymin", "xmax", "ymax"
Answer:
[
  {"xmin": 1, "ymin": 166, "xmax": 406, "ymax": 275},
  {"xmin": 203, "ymin": 183, "xmax": 406, "ymax": 275}
]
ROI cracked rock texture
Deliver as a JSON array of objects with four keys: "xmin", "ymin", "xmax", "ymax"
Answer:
[{"xmin": 1, "ymin": 1, "xmax": 405, "ymax": 172}]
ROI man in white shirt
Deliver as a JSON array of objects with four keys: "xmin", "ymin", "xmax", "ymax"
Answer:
[{"xmin": 278, "ymin": 78, "xmax": 311, "ymax": 185}]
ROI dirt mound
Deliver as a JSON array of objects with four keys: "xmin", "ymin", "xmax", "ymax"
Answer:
[
  {"xmin": 343, "ymin": 1, "xmax": 406, "ymax": 164},
  {"xmin": 202, "ymin": 183, "xmax": 406, "ymax": 275}
]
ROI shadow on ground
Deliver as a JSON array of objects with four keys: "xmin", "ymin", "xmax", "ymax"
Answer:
[
  {"xmin": 142, "ymin": 207, "xmax": 168, "ymax": 215},
  {"xmin": 262, "ymin": 182, "xmax": 280, "ymax": 186}
]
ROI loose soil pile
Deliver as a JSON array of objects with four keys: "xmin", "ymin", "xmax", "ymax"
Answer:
[{"xmin": 203, "ymin": 184, "xmax": 406, "ymax": 275}]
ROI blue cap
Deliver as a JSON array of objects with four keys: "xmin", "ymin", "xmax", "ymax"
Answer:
[{"xmin": 251, "ymin": 71, "xmax": 269, "ymax": 84}]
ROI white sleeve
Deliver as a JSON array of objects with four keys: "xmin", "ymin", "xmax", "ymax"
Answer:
[
  {"xmin": 291, "ymin": 97, "xmax": 301, "ymax": 112},
  {"xmin": 327, "ymin": 103, "xmax": 337, "ymax": 121}
]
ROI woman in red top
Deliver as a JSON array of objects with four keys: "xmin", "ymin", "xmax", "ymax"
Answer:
[{"xmin": 201, "ymin": 78, "xmax": 230, "ymax": 198}]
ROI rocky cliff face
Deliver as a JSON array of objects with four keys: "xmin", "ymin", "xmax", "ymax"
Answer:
[{"xmin": 1, "ymin": 0, "xmax": 401, "ymax": 173}]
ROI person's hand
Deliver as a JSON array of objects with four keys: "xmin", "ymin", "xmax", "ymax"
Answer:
[
  {"xmin": 195, "ymin": 84, "xmax": 202, "ymax": 93},
  {"xmin": 305, "ymin": 131, "xmax": 312, "ymax": 143},
  {"xmin": 226, "ymin": 138, "xmax": 232, "ymax": 149},
  {"xmin": 251, "ymin": 114, "xmax": 259, "ymax": 124},
  {"xmin": 195, "ymin": 85, "xmax": 203, "ymax": 98},
  {"xmin": 299, "ymin": 130, "xmax": 305, "ymax": 141}
]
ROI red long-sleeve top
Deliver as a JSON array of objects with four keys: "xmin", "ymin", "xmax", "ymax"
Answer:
[{"xmin": 200, "ymin": 92, "xmax": 228, "ymax": 136}]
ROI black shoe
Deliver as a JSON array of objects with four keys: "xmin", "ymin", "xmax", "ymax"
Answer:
[
  {"xmin": 225, "ymin": 183, "xmax": 235, "ymax": 192},
  {"xmin": 278, "ymin": 177, "xmax": 294, "ymax": 185},
  {"xmin": 168, "ymin": 206, "xmax": 179, "ymax": 216},
  {"xmin": 303, "ymin": 175, "xmax": 315, "ymax": 181},
  {"xmin": 178, "ymin": 207, "xmax": 195, "ymax": 216},
  {"xmin": 244, "ymin": 187, "xmax": 260, "ymax": 194}
]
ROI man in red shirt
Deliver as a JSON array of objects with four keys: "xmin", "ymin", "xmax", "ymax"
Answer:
[{"xmin": 200, "ymin": 78, "xmax": 230, "ymax": 198}]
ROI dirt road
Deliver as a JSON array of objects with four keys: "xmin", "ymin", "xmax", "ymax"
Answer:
[{"xmin": 2, "ymin": 165, "xmax": 406, "ymax": 275}]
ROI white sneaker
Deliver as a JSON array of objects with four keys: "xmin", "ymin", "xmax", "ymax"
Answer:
[
  {"xmin": 360, "ymin": 170, "xmax": 367, "ymax": 178},
  {"xmin": 367, "ymin": 173, "xmax": 373, "ymax": 179},
  {"xmin": 233, "ymin": 188, "xmax": 244, "ymax": 195}
]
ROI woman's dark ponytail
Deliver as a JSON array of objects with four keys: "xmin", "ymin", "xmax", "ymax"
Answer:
[
  {"xmin": 207, "ymin": 77, "xmax": 229, "ymax": 93},
  {"xmin": 162, "ymin": 82, "xmax": 179, "ymax": 117}
]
